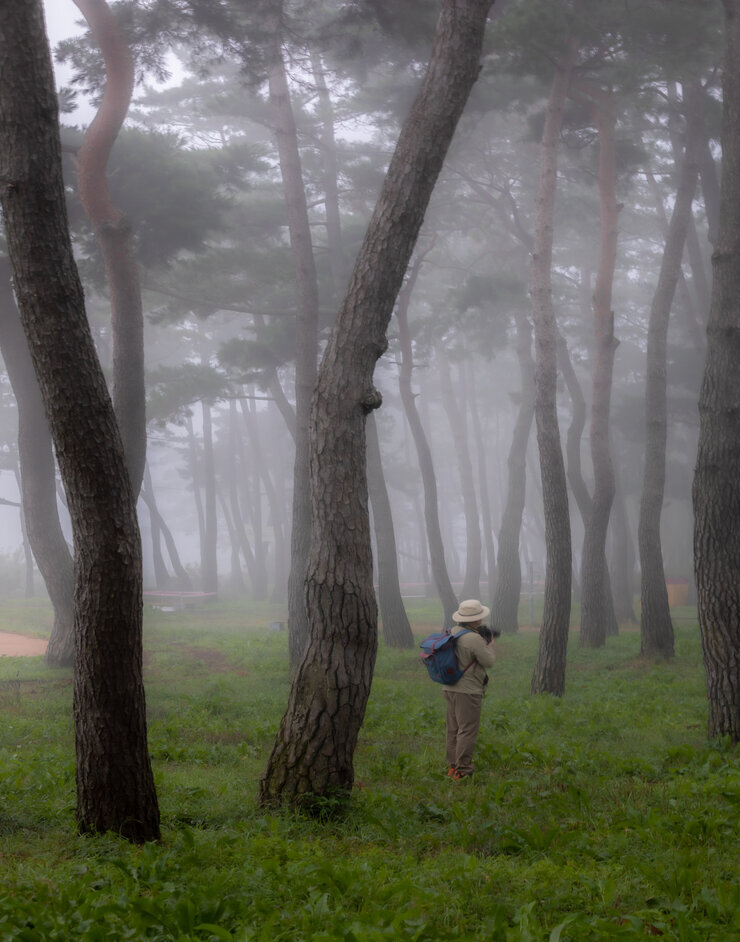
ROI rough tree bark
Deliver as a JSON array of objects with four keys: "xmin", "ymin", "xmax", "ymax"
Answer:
[
  {"xmin": 491, "ymin": 309, "xmax": 535, "ymax": 634},
  {"xmin": 639, "ymin": 86, "xmax": 700, "ymax": 659},
  {"xmin": 530, "ymin": 39, "xmax": 576, "ymax": 696},
  {"xmin": 0, "ymin": 259, "xmax": 75, "ymax": 666},
  {"xmin": 693, "ymin": 0, "xmax": 740, "ymax": 744},
  {"xmin": 0, "ymin": 0, "xmax": 159, "ymax": 841},
  {"xmin": 366, "ymin": 413, "xmax": 415, "ymax": 648},
  {"xmin": 259, "ymin": 0, "xmax": 494, "ymax": 806},
  {"xmin": 74, "ymin": 0, "xmax": 146, "ymax": 496},
  {"xmin": 396, "ymin": 254, "xmax": 458, "ymax": 626}
]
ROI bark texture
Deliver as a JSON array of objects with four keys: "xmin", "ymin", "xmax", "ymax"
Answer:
[
  {"xmin": 259, "ymin": 0, "xmax": 493, "ymax": 805},
  {"xmin": 692, "ymin": 0, "xmax": 740, "ymax": 743},
  {"xmin": 530, "ymin": 40, "xmax": 576, "ymax": 697},
  {"xmin": 0, "ymin": 260, "xmax": 75, "ymax": 666},
  {"xmin": 366, "ymin": 414, "xmax": 414, "ymax": 648},
  {"xmin": 0, "ymin": 0, "xmax": 159, "ymax": 840},
  {"xmin": 74, "ymin": 0, "xmax": 146, "ymax": 496},
  {"xmin": 639, "ymin": 87, "xmax": 700, "ymax": 658}
]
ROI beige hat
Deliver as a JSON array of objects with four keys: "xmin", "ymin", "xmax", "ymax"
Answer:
[{"xmin": 453, "ymin": 599, "xmax": 490, "ymax": 623}]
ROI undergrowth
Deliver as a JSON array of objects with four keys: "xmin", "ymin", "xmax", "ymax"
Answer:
[{"xmin": 0, "ymin": 598, "xmax": 737, "ymax": 940}]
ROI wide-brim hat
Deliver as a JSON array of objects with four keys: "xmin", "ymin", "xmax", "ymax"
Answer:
[{"xmin": 453, "ymin": 599, "xmax": 490, "ymax": 623}]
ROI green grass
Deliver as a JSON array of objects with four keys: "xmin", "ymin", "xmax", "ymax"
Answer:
[{"xmin": 0, "ymin": 598, "xmax": 738, "ymax": 940}]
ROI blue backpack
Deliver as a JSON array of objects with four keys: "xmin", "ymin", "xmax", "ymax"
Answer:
[{"xmin": 419, "ymin": 629, "xmax": 472, "ymax": 684}]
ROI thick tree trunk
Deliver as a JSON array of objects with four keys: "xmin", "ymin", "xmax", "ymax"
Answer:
[
  {"xmin": 366, "ymin": 414, "xmax": 414, "ymax": 648},
  {"xmin": 693, "ymin": 0, "xmax": 740, "ymax": 744},
  {"xmin": 259, "ymin": 0, "xmax": 493, "ymax": 806},
  {"xmin": 396, "ymin": 259, "xmax": 458, "ymax": 626},
  {"xmin": 267, "ymin": 8, "xmax": 320, "ymax": 669},
  {"xmin": 436, "ymin": 349, "xmax": 482, "ymax": 599},
  {"xmin": 530, "ymin": 41, "xmax": 576, "ymax": 696},
  {"xmin": 639, "ymin": 87, "xmax": 700, "ymax": 659},
  {"xmin": 0, "ymin": 0, "xmax": 159, "ymax": 840},
  {"xmin": 73, "ymin": 0, "xmax": 146, "ymax": 496},
  {"xmin": 578, "ymin": 85, "xmax": 620, "ymax": 649},
  {"xmin": 492, "ymin": 310, "xmax": 535, "ymax": 634},
  {"xmin": 0, "ymin": 259, "xmax": 75, "ymax": 666}
]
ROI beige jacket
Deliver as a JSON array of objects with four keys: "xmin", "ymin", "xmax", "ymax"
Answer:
[{"xmin": 448, "ymin": 629, "xmax": 496, "ymax": 695}]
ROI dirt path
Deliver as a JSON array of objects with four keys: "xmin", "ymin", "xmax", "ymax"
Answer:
[{"xmin": 0, "ymin": 632, "xmax": 48, "ymax": 657}]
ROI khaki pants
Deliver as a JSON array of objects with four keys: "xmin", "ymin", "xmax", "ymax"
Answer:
[{"xmin": 444, "ymin": 691, "xmax": 483, "ymax": 775}]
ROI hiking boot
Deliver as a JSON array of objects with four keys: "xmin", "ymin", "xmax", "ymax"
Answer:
[
  {"xmin": 447, "ymin": 766, "xmax": 457, "ymax": 777},
  {"xmin": 452, "ymin": 769, "xmax": 473, "ymax": 780}
]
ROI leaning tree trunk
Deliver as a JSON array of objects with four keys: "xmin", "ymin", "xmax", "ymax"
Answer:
[
  {"xmin": 693, "ymin": 0, "xmax": 740, "ymax": 744},
  {"xmin": 578, "ymin": 84, "xmax": 620, "ymax": 649},
  {"xmin": 639, "ymin": 86, "xmax": 700, "ymax": 659},
  {"xmin": 366, "ymin": 413, "xmax": 414, "ymax": 648},
  {"xmin": 267, "ymin": 7, "xmax": 320, "ymax": 669},
  {"xmin": 492, "ymin": 308, "xmax": 535, "ymax": 634},
  {"xmin": 0, "ymin": 259, "xmax": 75, "ymax": 666},
  {"xmin": 396, "ymin": 256, "xmax": 458, "ymax": 626},
  {"xmin": 141, "ymin": 463, "xmax": 192, "ymax": 590},
  {"xmin": 259, "ymin": 0, "xmax": 494, "ymax": 806},
  {"xmin": 74, "ymin": 0, "xmax": 146, "ymax": 496},
  {"xmin": 436, "ymin": 348, "xmax": 482, "ymax": 600},
  {"xmin": 0, "ymin": 0, "xmax": 159, "ymax": 841},
  {"xmin": 530, "ymin": 38, "xmax": 577, "ymax": 697}
]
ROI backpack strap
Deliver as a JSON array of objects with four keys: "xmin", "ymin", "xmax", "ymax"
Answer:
[{"xmin": 451, "ymin": 628, "xmax": 476, "ymax": 674}]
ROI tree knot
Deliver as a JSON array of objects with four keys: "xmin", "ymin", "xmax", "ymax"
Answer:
[{"xmin": 360, "ymin": 387, "xmax": 383, "ymax": 414}]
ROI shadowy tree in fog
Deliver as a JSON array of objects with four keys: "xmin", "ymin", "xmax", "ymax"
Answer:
[
  {"xmin": 0, "ymin": 261, "xmax": 75, "ymax": 666},
  {"xmin": 259, "ymin": 0, "xmax": 494, "ymax": 807},
  {"xmin": 0, "ymin": 0, "xmax": 159, "ymax": 840},
  {"xmin": 693, "ymin": 0, "xmax": 740, "ymax": 744}
]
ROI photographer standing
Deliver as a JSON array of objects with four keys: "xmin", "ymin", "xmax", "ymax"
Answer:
[{"xmin": 445, "ymin": 599, "xmax": 497, "ymax": 780}]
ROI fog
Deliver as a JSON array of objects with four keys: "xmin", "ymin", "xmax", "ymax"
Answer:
[{"xmin": 0, "ymin": 1, "xmax": 718, "ymax": 614}]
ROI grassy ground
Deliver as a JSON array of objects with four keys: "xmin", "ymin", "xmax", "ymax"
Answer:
[{"xmin": 0, "ymin": 597, "xmax": 737, "ymax": 941}]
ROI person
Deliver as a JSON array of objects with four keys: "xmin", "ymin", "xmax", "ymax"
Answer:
[{"xmin": 444, "ymin": 599, "xmax": 496, "ymax": 780}]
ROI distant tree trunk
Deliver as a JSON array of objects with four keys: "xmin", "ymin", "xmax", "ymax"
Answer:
[
  {"xmin": 557, "ymin": 328, "xmax": 591, "ymax": 526},
  {"xmin": 0, "ymin": 259, "xmax": 75, "ymax": 665},
  {"xmin": 73, "ymin": 0, "xmax": 146, "ymax": 496},
  {"xmin": 436, "ymin": 349, "xmax": 482, "ymax": 599},
  {"xmin": 366, "ymin": 413, "xmax": 414, "ymax": 648},
  {"xmin": 693, "ymin": 0, "xmax": 740, "ymax": 744},
  {"xmin": 639, "ymin": 86, "xmax": 700, "ymax": 659},
  {"xmin": 228, "ymin": 400, "xmax": 260, "ymax": 595},
  {"xmin": 217, "ymin": 483, "xmax": 247, "ymax": 594},
  {"xmin": 143, "ymin": 487, "xmax": 171, "ymax": 589},
  {"xmin": 577, "ymin": 84, "xmax": 620, "ymax": 649},
  {"xmin": 610, "ymin": 465, "xmax": 636, "ymax": 624},
  {"xmin": 396, "ymin": 257, "xmax": 458, "ymax": 626},
  {"xmin": 201, "ymin": 399, "xmax": 218, "ymax": 596},
  {"xmin": 14, "ymin": 467, "xmax": 34, "ymax": 597},
  {"xmin": 492, "ymin": 310, "xmax": 535, "ymax": 634},
  {"xmin": 259, "ymin": 0, "xmax": 493, "ymax": 806},
  {"xmin": 468, "ymin": 372, "xmax": 497, "ymax": 604},
  {"xmin": 267, "ymin": 6, "xmax": 320, "ymax": 668},
  {"xmin": 697, "ymin": 83, "xmax": 721, "ymax": 248},
  {"xmin": 530, "ymin": 40, "xmax": 576, "ymax": 696},
  {"xmin": 141, "ymin": 463, "xmax": 192, "ymax": 590},
  {"xmin": 0, "ymin": 0, "xmax": 159, "ymax": 840}
]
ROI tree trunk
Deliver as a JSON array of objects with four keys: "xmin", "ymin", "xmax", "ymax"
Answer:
[
  {"xmin": 259, "ymin": 0, "xmax": 493, "ymax": 807},
  {"xmin": 578, "ymin": 84, "xmax": 620, "ymax": 649},
  {"xmin": 267, "ymin": 7, "xmax": 320, "ymax": 669},
  {"xmin": 436, "ymin": 349, "xmax": 482, "ymax": 600},
  {"xmin": 492, "ymin": 309, "xmax": 535, "ymax": 634},
  {"xmin": 73, "ymin": 0, "xmax": 146, "ymax": 497},
  {"xmin": 530, "ymin": 40, "xmax": 576, "ymax": 696},
  {"xmin": 610, "ymin": 467, "xmax": 636, "ymax": 624},
  {"xmin": 141, "ymin": 463, "xmax": 192, "ymax": 590},
  {"xmin": 0, "ymin": 0, "xmax": 159, "ymax": 840},
  {"xmin": 228, "ymin": 399, "xmax": 261, "ymax": 595},
  {"xmin": 0, "ymin": 259, "xmax": 76, "ymax": 665},
  {"xmin": 693, "ymin": 0, "xmax": 740, "ymax": 744},
  {"xmin": 639, "ymin": 86, "xmax": 700, "ymax": 659},
  {"xmin": 201, "ymin": 399, "xmax": 218, "ymax": 596},
  {"xmin": 396, "ymin": 258, "xmax": 458, "ymax": 626},
  {"xmin": 366, "ymin": 413, "xmax": 414, "ymax": 648},
  {"xmin": 468, "ymin": 371, "xmax": 497, "ymax": 603}
]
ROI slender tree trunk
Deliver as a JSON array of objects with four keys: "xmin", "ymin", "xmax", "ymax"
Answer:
[
  {"xmin": 693, "ymin": 0, "xmax": 740, "ymax": 744},
  {"xmin": 639, "ymin": 87, "xmax": 700, "ymax": 659},
  {"xmin": 217, "ymin": 483, "xmax": 247, "ymax": 594},
  {"xmin": 610, "ymin": 465, "xmax": 636, "ymax": 624},
  {"xmin": 267, "ymin": 6, "xmax": 320, "ymax": 668},
  {"xmin": 201, "ymin": 399, "xmax": 218, "ymax": 596},
  {"xmin": 0, "ymin": 0, "xmax": 159, "ymax": 840},
  {"xmin": 468, "ymin": 372, "xmax": 497, "ymax": 604},
  {"xmin": 0, "ymin": 259, "xmax": 75, "ymax": 665},
  {"xmin": 492, "ymin": 310, "xmax": 535, "ymax": 634},
  {"xmin": 366, "ymin": 413, "xmax": 414, "ymax": 648},
  {"xmin": 436, "ymin": 349, "xmax": 482, "ymax": 599},
  {"xmin": 530, "ymin": 40, "xmax": 576, "ymax": 696},
  {"xmin": 141, "ymin": 463, "xmax": 192, "ymax": 590},
  {"xmin": 228, "ymin": 399, "xmax": 261, "ymax": 595},
  {"xmin": 578, "ymin": 85, "xmax": 620, "ymax": 649},
  {"xmin": 396, "ymin": 258, "xmax": 458, "ymax": 626},
  {"xmin": 259, "ymin": 0, "xmax": 493, "ymax": 806},
  {"xmin": 73, "ymin": 0, "xmax": 146, "ymax": 496}
]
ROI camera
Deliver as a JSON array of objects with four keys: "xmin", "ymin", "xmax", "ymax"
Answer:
[{"xmin": 478, "ymin": 625, "xmax": 500, "ymax": 643}]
